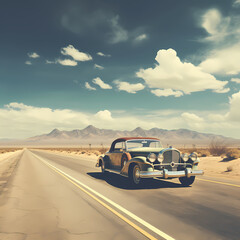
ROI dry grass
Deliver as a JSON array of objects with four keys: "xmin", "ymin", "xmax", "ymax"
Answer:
[
  {"xmin": 35, "ymin": 147, "xmax": 109, "ymax": 156},
  {"xmin": 178, "ymin": 148, "xmax": 211, "ymax": 157},
  {"xmin": 225, "ymin": 149, "xmax": 240, "ymax": 160},
  {"xmin": 0, "ymin": 148, "xmax": 22, "ymax": 154},
  {"xmin": 208, "ymin": 140, "xmax": 228, "ymax": 156}
]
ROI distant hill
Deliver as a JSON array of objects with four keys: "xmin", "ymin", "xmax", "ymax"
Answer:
[{"xmin": 23, "ymin": 125, "xmax": 240, "ymax": 147}]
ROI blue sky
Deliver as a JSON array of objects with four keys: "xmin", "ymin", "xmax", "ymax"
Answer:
[{"xmin": 1, "ymin": 0, "xmax": 240, "ymax": 139}]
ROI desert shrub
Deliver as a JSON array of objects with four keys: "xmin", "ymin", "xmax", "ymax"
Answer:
[
  {"xmin": 226, "ymin": 149, "xmax": 240, "ymax": 160},
  {"xmin": 209, "ymin": 140, "xmax": 228, "ymax": 156},
  {"xmin": 226, "ymin": 166, "xmax": 233, "ymax": 172},
  {"xmin": 198, "ymin": 150, "xmax": 210, "ymax": 157}
]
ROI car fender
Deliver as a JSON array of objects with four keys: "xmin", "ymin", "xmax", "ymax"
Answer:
[{"xmin": 120, "ymin": 156, "xmax": 153, "ymax": 177}]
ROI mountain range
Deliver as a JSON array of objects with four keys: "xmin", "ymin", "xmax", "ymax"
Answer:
[{"xmin": 20, "ymin": 125, "xmax": 240, "ymax": 147}]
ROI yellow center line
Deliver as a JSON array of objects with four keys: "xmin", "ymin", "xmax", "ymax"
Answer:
[
  {"xmin": 31, "ymin": 152, "xmax": 175, "ymax": 240},
  {"xmin": 198, "ymin": 178, "xmax": 240, "ymax": 188}
]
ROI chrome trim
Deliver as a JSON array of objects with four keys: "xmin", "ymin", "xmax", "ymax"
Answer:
[
  {"xmin": 153, "ymin": 163, "xmax": 192, "ymax": 166},
  {"xmin": 139, "ymin": 169, "xmax": 204, "ymax": 179}
]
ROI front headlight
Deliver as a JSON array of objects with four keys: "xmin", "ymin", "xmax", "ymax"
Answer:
[
  {"xmin": 181, "ymin": 153, "xmax": 189, "ymax": 162},
  {"xmin": 189, "ymin": 152, "xmax": 198, "ymax": 161},
  {"xmin": 148, "ymin": 153, "xmax": 157, "ymax": 163},
  {"xmin": 157, "ymin": 153, "xmax": 164, "ymax": 163}
]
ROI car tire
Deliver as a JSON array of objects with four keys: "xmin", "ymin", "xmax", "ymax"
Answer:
[
  {"xmin": 179, "ymin": 176, "xmax": 195, "ymax": 186},
  {"xmin": 101, "ymin": 160, "xmax": 106, "ymax": 174},
  {"xmin": 129, "ymin": 164, "xmax": 141, "ymax": 186}
]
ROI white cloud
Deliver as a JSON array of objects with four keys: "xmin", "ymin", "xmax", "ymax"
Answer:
[
  {"xmin": 151, "ymin": 89, "xmax": 183, "ymax": 97},
  {"xmin": 61, "ymin": 45, "xmax": 92, "ymax": 61},
  {"xmin": 28, "ymin": 52, "xmax": 40, "ymax": 58},
  {"xmin": 92, "ymin": 77, "xmax": 112, "ymax": 89},
  {"xmin": 85, "ymin": 82, "xmax": 96, "ymax": 91},
  {"xmin": 227, "ymin": 91, "xmax": 240, "ymax": 121},
  {"xmin": 201, "ymin": 9, "xmax": 230, "ymax": 41},
  {"xmin": 97, "ymin": 52, "xmax": 111, "ymax": 57},
  {"xmin": 1, "ymin": 100, "xmax": 240, "ymax": 139},
  {"xmin": 109, "ymin": 16, "xmax": 128, "ymax": 44},
  {"xmin": 46, "ymin": 60, "xmax": 55, "ymax": 64},
  {"xmin": 57, "ymin": 59, "xmax": 78, "ymax": 66},
  {"xmin": 233, "ymin": 0, "xmax": 240, "ymax": 7},
  {"xmin": 199, "ymin": 43, "xmax": 240, "ymax": 75},
  {"xmin": 231, "ymin": 78, "xmax": 240, "ymax": 84},
  {"xmin": 181, "ymin": 112, "xmax": 205, "ymax": 130},
  {"xmin": 94, "ymin": 64, "xmax": 104, "ymax": 70},
  {"xmin": 95, "ymin": 110, "xmax": 113, "ymax": 121},
  {"xmin": 136, "ymin": 48, "xmax": 228, "ymax": 95},
  {"xmin": 134, "ymin": 34, "xmax": 147, "ymax": 42},
  {"xmin": 25, "ymin": 61, "xmax": 32, "ymax": 65},
  {"xmin": 114, "ymin": 80, "xmax": 145, "ymax": 93},
  {"xmin": 214, "ymin": 88, "xmax": 230, "ymax": 93}
]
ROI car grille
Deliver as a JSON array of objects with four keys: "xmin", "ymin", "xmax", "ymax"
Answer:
[{"xmin": 163, "ymin": 150, "xmax": 180, "ymax": 171}]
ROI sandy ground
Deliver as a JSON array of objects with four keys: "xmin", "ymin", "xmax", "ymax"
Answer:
[
  {"xmin": 40, "ymin": 149, "xmax": 240, "ymax": 180},
  {"xmin": 199, "ymin": 156, "xmax": 240, "ymax": 180},
  {"xmin": 0, "ymin": 150, "xmax": 23, "ymax": 193}
]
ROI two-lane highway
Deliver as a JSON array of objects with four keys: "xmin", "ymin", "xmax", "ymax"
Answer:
[{"xmin": 0, "ymin": 149, "xmax": 239, "ymax": 240}]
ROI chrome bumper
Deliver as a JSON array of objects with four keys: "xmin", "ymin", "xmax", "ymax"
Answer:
[{"xmin": 139, "ymin": 169, "xmax": 204, "ymax": 179}]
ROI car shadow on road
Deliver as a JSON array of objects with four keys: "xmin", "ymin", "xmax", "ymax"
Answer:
[{"xmin": 87, "ymin": 172, "xmax": 186, "ymax": 190}]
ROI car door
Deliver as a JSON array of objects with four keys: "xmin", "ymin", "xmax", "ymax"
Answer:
[{"xmin": 110, "ymin": 141, "xmax": 125, "ymax": 170}]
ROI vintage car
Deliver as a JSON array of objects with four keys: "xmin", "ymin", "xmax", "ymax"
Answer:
[{"xmin": 96, "ymin": 137, "xmax": 204, "ymax": 186}]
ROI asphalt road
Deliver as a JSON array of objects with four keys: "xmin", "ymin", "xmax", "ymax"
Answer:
[{"xmin": 0, "ymin": 149, "xmax": 239, "ymax": 240}]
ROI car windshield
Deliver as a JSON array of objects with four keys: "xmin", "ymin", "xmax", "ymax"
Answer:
[{"xmin": 126, "ymin": 139, "xmax": 162, "ymax": 149}]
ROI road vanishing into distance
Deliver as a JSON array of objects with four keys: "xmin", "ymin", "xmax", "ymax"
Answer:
[{"xmin": 0, "ymin": 149, "xmax": 240, "ymax": 240}]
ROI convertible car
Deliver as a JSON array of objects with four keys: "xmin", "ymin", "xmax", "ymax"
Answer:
[{"xmin": 96, "ymin": 137, "xmax": 204, "ymax": 186}]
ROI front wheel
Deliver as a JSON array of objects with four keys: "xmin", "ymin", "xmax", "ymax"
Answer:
[
  {"xmin": 129, "ymin": 164, "xmax": 141, "ymax": 186},
  {"xmin": 179, "ymin": 176, "xmax": 195, "ymax": 186}
]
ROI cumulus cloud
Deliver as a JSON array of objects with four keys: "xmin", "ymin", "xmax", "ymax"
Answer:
[
  {"xmin": 61, "ymin": 45, "xmax": 92, "ymax": 61},
  {"xmin": 134, "ymin": 34, "xmax": 147, "ymax": 42},
  {"xmin": 0, "ymin": 103, "xmax": 161, "ymax": 138},
  {"xmin": 201, "ymin": 9, "xmax": 230, "ymax": 41},
  {"xmin": 181, "ymin": 112, "xmax": 205, "ymax": 130},
  {"xmin": 25, "ymin": 61, "xmax": 32, "ymax": 65},
  {"xmin": 199, "ymin": 43, "xmax": 240, "ymax": 75},
  {"xmin": 199, "ymin": 9, "xmax": 240, "ymax": 75},
  {"xmin": 57, "ymin": 59, "xmax": 78, "ymax": 66},
  {"xmin": 94, "ymin": 64, "xmax": 104, "ymax": 70},
  {"xmin": 95, "ymin": 110, "xmax": 113, "ymax": 121},
  {"xmin": 227, "ymin": 91, "xmax": 240, "ymax": 121},
  {"xmin": 114, "ymin": 80, "xmax": 145, "ymax": 93},
  {"xmin": 28, "ymin": 52, "xmax": 40, "ymax": 58},
  {"xmin": 151, "ymin": 89, "xmax": 183, "ymax": 97},
  {"xmin": 136, "ymin": 48, "xmax": 228, "ymax": 95},
  {"xmin": 231, "ymin": 78, "xmax": 240, "ymax": 84},
  {"xmin": 109, "ymin": 16, "xmax": 128, "ymax": 44},
  {"xmin": 92, "ymin": 77, "xmax": 112, "ymax": 89},
  {"xmin": 85, "ymin": 82, "xmax": 96, "ymax": 91},
  {"xmin": 97, "ymin": 52, "xmax": 111, "ymax": 57},
  {"xmin": 1, "ymin": 100, "xmax": 240, "ymax": 139}
]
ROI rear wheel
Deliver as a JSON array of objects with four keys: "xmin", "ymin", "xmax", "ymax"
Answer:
[
  {"xmin": 179, "ymin": 176, "xmax": 195, "ymax": 186},
  {"xmin": 129, "ymin": 164, "xmax": 141, "ymax": 186}
]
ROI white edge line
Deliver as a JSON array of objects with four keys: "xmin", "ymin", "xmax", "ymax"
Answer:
[{"xmin": 31, "ymin": 152, "xmax": 175, "ymax": 240}]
